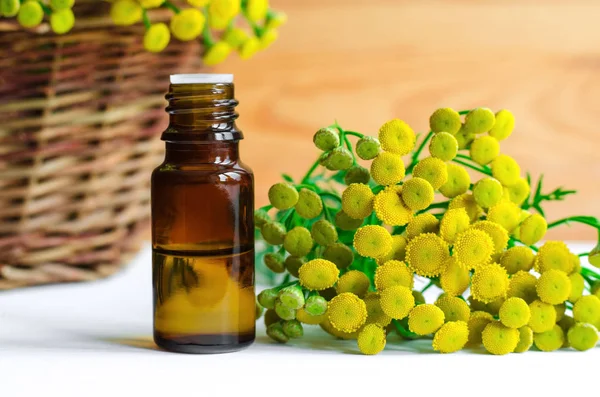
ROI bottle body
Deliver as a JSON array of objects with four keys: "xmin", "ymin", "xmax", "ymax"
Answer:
[{"xmin": 151, "ymin": 76, "xmax": 255, "ymax": 353}]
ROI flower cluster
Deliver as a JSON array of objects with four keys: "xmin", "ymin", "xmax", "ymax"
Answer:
[
  {"xmin": 255, "ymin": 107, "xmax": 600, "ymax": 355},
  {"xmin": 0, "ymin": 0, "xmax": 285, "ymax": 65}
]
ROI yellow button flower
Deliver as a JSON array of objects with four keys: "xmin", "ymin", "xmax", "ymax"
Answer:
[
  {"xmin": 110, "ymin": 0, "xmax": 142, "ymax": 26},
  {"xmin": 432, "ymin": 321, "xmax": 469, "ymax": 353},
  {"xmin": 353, "ymin": 225, "xmax": 393, "ymax": 259},
  {"xmin": 245, "ymin": 0, "xmax": 269, "ymax": 23},
  {"xmin": 1, "ymin": 0, "xmax": 20, "ymax": 17},
  {"xmin": 357, "ymin": 324, "xmax": 386, "ymax": 355},
  {"xmin": 514, "ymin": 326, "xmax": 534, "ymax": 353},
  {"xmin": 379, "ymin": 285, "xmax": 415, "ymax": 319},
  {"xmin": 408, "ymin": 304, "xmax": 445, "ymax": 335},
  {"xmin": 482, "ymin": 321, "xmax": 519, "ymax": 355},
  {"xmin": 448, "ymin": 193, "xmax": 482, "ymax": 222},
  {"xmin": 435, "ymin": 295, "xmax": 470, "ymax": 322},
  {"xmin": 405, "ymin": 233, "xmax": 449, "ymax": 277},
  {"xmin": 429, "ymin": 131, "xmax": 458, "ymax": 161},
  {"xmin": 466, "ymin": 311, "xmax": 494, "ymax": 347},
  {"xmin": 429, "ymin": 107, "xmax": 462, "ymax": 135},
  {"xmin": 491, "ymin": 154, "xmax": 521, "ymax": 187},
  {"xmin": 472, "ymin": 177, "xmax": 503, "ymax": 209},
  {"xmin": 412, "ymin": 156, "xmax": 448, "ymax": 190},
  {"xmin": 342, "ymin": 183, "xmax": 374, "ymax": 220},
  {"xmin": 298, "ymin": 259, "xmax": 340, "ymax": 291},
  {"xmin": 439, "ymin": 208, "xmax": 470, "ymax": 244},
  {"xmin": 470, "ymin": 135, "xmax": 500, "ymax": 165},
  {"xmin": 507, "ymin": 270, "xmax": 538, "ymax": 303},
  {"xmin": 536, "ymin": 269, "xmax": 571, "ymax": 305},
  {"xmin": 488, "ymin": 109, "xmax": 515, "ymax": 141},
  {"xmin": 203, "ymin": 41, "xmax": 232, "ymax": 66},
  {"xmin": 528, "ymin": 299, "xmax": 557, "ymax": 333},
  {"xmin": 328, "ymin": 292, "xmax": 367, "ymax": 333},
  {"xmin": 374, "ymin": 260, "xmax": 413, "ymax": 291},
  {"xmin": 370, "ymin": 152, "xmax": 406, "ymax": 186},
  {"xmin": 401, "ymin": 177, "xmax": 434, "ymax": 211},
  {"xmin": 17, "ymin": 0, "xmax": 44, "ymax": 28},
  {"xmin": 378, "ymin": 119, "xmax": 416, "ymax": 155},
  {"xmin": 439, "ymin": 257, "xmax": 470, "ymax": 296},
  {"xmin": 453, "ymin": 228, "xmax": 494, "ymax": 270},
  {"xmin": 239, "ymin": 36, "xmax": 261, "ymax": 60},
  {"xmin": 463, "ymin": 107, "xmax": 496, "ymax": 135},
  {"xmin": 170, "ymin": 8, "xmax": 205, "ymax": 41},
  {"xmin": 373, "ymin": 187, "xmax": 413, "ymax": 226},
  {"xmin": 144, "ymin": 23, "xmax": 171, "ymax": 53},
  {"xmin": 572, "ymin": 295, "xmax": 600, "ymax": 324},
  {"xmin": 499, "ymin": 297, "xmax": 531, "ymax": 328},
  {"xmin": 486, "ymin": 200, "xmax": 522, "ymax": 233},
  {"xmin": 503, "ymin": 177, "xmax": 530, "ymax": 206},
  {"xmin": 208, "ymin": 0, "xmax": 240, "ymax": 29},
  {"xmin": 470, "ymin": 263, "xmax": 509, "ymax": 303},
  {"xmin": 377, "ymin": 235, "xmax": 408, "ymax": 264},
  {"xmin": 439, "ymin": 163, "xmax": 471, "ymax": 199},
  {"xmin": 534, "ymin": 324, "xmax": 565, "ymax": 352},
  {"xmin": 534, "ymin": 240, "xmax": 573, "ymax": 274},
  {"xmin": 471, "ymin": 220, "xmax": 509, "ymax": 254},
  {"xmin": 519, "ymin": 213, "xmax": 548, "ymax": 246},
  {"xmin": 500, "ymin": 246, "xmax": 535, "ymax": 274},
  {"xmin": 336, "ymin": 270, "xmax": 370, "ymax": 298},
  {"xmin": 363, "ymin": 293, "xmax": 392, "ymax": 327},
  {"xmin": 406, "ymin": 213, "xmax": 439, "ymax": 240}
]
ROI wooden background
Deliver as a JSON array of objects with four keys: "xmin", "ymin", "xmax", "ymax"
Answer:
[{"xmin": 214, "ymin": 0, "xmax": 600, "ymax": 240}]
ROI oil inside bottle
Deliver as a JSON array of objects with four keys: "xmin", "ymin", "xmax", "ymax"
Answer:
[{"xmin": 153, "ymin": 246, "xmax": 255, "ymax": 353}]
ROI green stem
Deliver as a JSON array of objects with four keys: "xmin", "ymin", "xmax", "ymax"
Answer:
[
  {"xmin": 38, "ymin": 1, "xmax": 52, "ymax": 15},
  {"xmin": 343, "ymin": 131, "xmax": 364, "ymax": 138},
  {"xmin": 509, "ymin": 237, "xmax": 539, "ymax": 252},
  {"xmin": 259, "ymin": 204, "xmax": 273, "ymax": 212},
  {"xmin": 320, "ymin": 192, "xmax": 342, "ymax": 202},
  {"xmin": 301, "ymin": 158, "xmax": 321, "ymax": 184},
  {"xmin": 142, "ymin": 9, "xmax": 151, "ymax": 29},
  {"xmin": 163, "ymin": 1, "xmax": 181, "ymax": 13},
  {"xmin": 452, "ymin": 158, "xmax": 492, "ymax": 176},
  {"xmin": 547, "ymin": 216, "xmax": 600, "ymax": 230},
  {"xmin": 407, "ymin": 131, "xmax": 434, "ymax": 173},
  {"xmin": 273, "ymin": 280, "xmax": 299, "ymax": 291},
  {"xmin": 458, "ymin": 110, "xmax": 471, "ymax": 115},
  {"xmin": 421, "ymin": 280, "xmax": 435, "ymax": 293}
]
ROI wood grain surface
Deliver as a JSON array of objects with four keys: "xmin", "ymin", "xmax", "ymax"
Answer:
[{"xmin": 213, "ymin": 0, "xmax": 600, "ymax": 240}]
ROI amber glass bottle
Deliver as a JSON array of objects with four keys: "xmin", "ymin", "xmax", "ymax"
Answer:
[{"xmin": 151, "ymin": 74, "xmax": 255, "ymax": 353}]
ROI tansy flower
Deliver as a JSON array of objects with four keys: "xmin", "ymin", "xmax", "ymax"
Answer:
[
  {"xmin": 429, "ymin": 107, "xmax": 462, "ymax": 135},
  {"xmin": 470, "ymin": 263, "xmax": 509, "ymax": 303},
  {"xmin": 363, "ymin": 293, "xmax": 392, "ymax": 327},
  {"xmin": 274, "ymin": 300, "xmax": 296, "ymax": 320},
  {"xmin": 401, "ymin": 178, "xmax": 435, "ymax": 211},
  {"xmin": 439, "ymin": 208, "xmax": 470, "ymax": 244},
  {"xmin": 295, "ymin": 188, "xmax": 323, "ymax": 219},
  {"xmin": 439, "ymin": 257, "xmax": 470, "ymax": 296},
  {"xmin": 486, "ymin": 201, "xmax": 522, "ymax": 233},
  {"xmin": 320, "ymin": 317, "xmax": 359, "ymax": 340},
  {"xmin": 208, "ymin": 0, "xmax": 240, "ymax": 29},
  {"xmin": 499, "ymin": 297, "xmax": 531, "ymax": 328},
  {"xmin": 408, "ymin": 304, "xmax": 445, "ymax": 335},
  {"xmin": 268, "ymin": 182, "xmax": 299, "ymax": 210},
  {"xmin": 335, "ymin": 210, "xmax": 364, "ymax": 231},
  {"xmin": 536, "ymin": 269, "xmax": 571, "ymax": 305},
  {"xmin": 534, "ymin": 241, "xmax": 573, "ymax": 274},
  {"xmin": 555, "ymin": 304, "xmax": 566, "ymax": 322},
  {"xmin": 448, "ymin": 193, "xmax": 482, "ymax": 222},
  {"xmin": 377, "ymin": 235, "xmax": 408, "ymax": 264},
  {"xmin": 500, "ymin": 246, "xmax": 535, "ymax": 274},
  {"xmin": 488, "ymin": 109, "xmax": 515, "ymax": 141},
  {"xmin": 263, "ymin": 252, "xmax": 285, "ymax": 273},
  {"xmin": 50, "ymin": 7, "xmax": 75, "ymax": 34},
  {"xmin": 283, "ymin": 226, "xmax": 313, "ymax": 257},
  {"xmin": 328, "ymin": 292, "xmax": 367, "ymax": 333},
  {"xmin": 304, "ymin": 295, "xmax": 328, "ymax": 316},
  {"xmin": 572, "ymin": 295, "xmax": 600, "ymax": 324},
  {"xmin": 110, "ymin": 0, "xmax": 142, "ymax": 26},
  {"xmin": 278, "ymin": 285, "xmax": 305, "ymax": 309},
  {"xmin": 567, "ymin": 323, "xmax": 599, "ymax": 352},
  {"xmin": 482, "ymin": 321, "xmax": 519, "ymax": 355},
  {"xmin": 354, "ymin": 225, "xmax": 393, "ymax": 259},
  {"xmin": 463, "ymin": 107, "xmax": 496, "ymax": 135},
  {"xmin": 491, "ymin": 154, "xmax": 521, "ymax": 187},
  {"xmin": 323, "ymin": 242, "xmax": 354, "ymax": 269},
  {"xmin": 439, "ymin": 163, "xmax": 471, "ymax": 199},
  {"xmin": 429, "ymin": 132, "xmax": 459, "ymax": 161},
  {"xmin": 311, "ymin": 219, "xmax": 338, "ymax": 247},
  {"xmin": 223, "ymin": 27, "xmax": 250, "ymax": 49},
  {"xmin": 504, "ymin": 177, "xmax": 530, "ymax": 206},
  {"xmin": 170, "ymin": 8, "xmax": 206, "ymax": 41},
  {"xmin": 370, "ymin": 152, "xmax": 406, "ymax": 186},
  {"xmin": 373, "ymin": 188, "xmax": 413, "ymax": 226},
  {"xmin": 472, "ymin": 177, "xmax": 503, "ymax": 209},
  {"xmin": 405, "ymin": 233, "xmax": 449, "ymax": 277},
  {"xmin": 295, "ymin": 308, "xmax": 327, "ymax": 325},
  {"xmin": 455, "ymin": 127, "xmax": 476, "ymax": 150},
  {"xmin": 533, "ymin": 325, "xmax": 565, "ymax": 352},
  {"xmin": 528, "ymin": 300, "xmax": 557, "ymax": 333},
  {"xmin": 341, "ymin": 183, "xmax": 374, "ymax": 220},
  {"xmin": 357, "ymin": 324, "xmax": 387, "ymax": 355},
  {"xmin": 519, "ymin": 214, "xmax": 548, "ymax": 246},
  {"xmin": 379, "ymin": 285, "xmax": 415, "ymax": 319},
  {"xmin": 466, "ymin": 311, "xmax": 494, "ymax": 347},
  {"xmin": 335, "ymin": 270, "xmax": 370, "ymax": 298},
  {"xmin": 245, "ymin": 0, "xmax": 269, "ymax": 23},
  {"xmin": 470, "ymin": 135, "xmax": 500, "ymax": 165},
  {"xmin": 323, "ymin": 146, "xmax": 353, "ymax": 171},
  {"xmin": 568, "ymin": 273, "xmax": 585, "ymax": 302},
  {"xmin": 406, "ymin": 213, "xmax": 439, "ymax": 240},
  {"xmin": 435, "ymin": 296, "xmax": 471, "ymax": 322},
  {"xmin": 298, "ymin": 259, "xmax": 340, "ymax": 290},
  {"xmin": 471, "ymin": 220, "xmax": 509, "ymax": 254},
  {"xmin": 144, "ymin": 23, "xmax": 171, "ymax": 53},
  {"xmin": 374, "ymin": 260, "xmax": 414, "ymax": 291},
  {"xmin": 432, "ymin": 321, "xmax": 469, "ymax": 353},
  {"xmin": 485, "ymin": 297, "xmax": 505, "ymax": 316},
  {"xmin": 453, "ymin": 229, "xmax": 494, "ymax": 269},
  {"xmin": 356, "ymin": 136, "xmax": 381, "ymax": 160},
  {"xmin": 378, "ymin": 119, "xmax": 416, "ymax": 155},
  {"xmin": 514, "ymin": 326, "xmax": 534, "ymax": 353},
  {"xmin": 507, "ymin": 271, "xmax": 538, "ymax": 303},
  {"xmin": 412, "ymin": 157, "xmax": 448, "ymax": 190}
]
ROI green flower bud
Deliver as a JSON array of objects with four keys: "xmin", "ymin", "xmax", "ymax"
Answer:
[
  {"xmin": 313, "ymin": 127, "xmax": 340, "ymax": 151},
  {"xmin": 311, "ymin": 219, "xmax": 338, "ymax": 246},
  {"xmin": 567, "ymin": 323, "xmax": 599, "ymax": 351},
  {"xmin": 356, "ymin": 136, "xmax": 381, "ymax": 160},
  {"xmin": 258, "ymin": 288, "xmax": 279, "ymax": 309},
  {"xmin": 294, "ymin": 188, "xmax": 323, "ymax": 219},
  {"xmin": 304, "ymin": 295, "xmax": 328, "ymax": 316},
  {"xmin": 323, "ymin": 242, "xmax": 354, "ymax": 269},
  {"xmin": 335, "ymin": 210, "xmax": 363, "ymax": 231},
  {"xmin": 278, "ymin": 284, "xmax": 305, "ymax": 309},
  {"xmin": 324, "ymin": 147, "xmax": 354, "ymax": 171},
  {"xmin": 264, "ymin": 308, "xmax": 281, "ymax": 327},
  {"xmin": 255, "ymin": 299, "xmax": 264, "ymax": 319},
  {"xmin": 260, "ymin": 221, "xmax": 286, "ymax": 245},
  {"xmin": 266, "ymin": 322, "xmax": 289, "ymax": 343},
  {"xmin": 282, "ymin": 320, "xmax": 304, "ymax": 338},
  {"xmin": 318, "ymin": 151, "xmax": 331, "ymax": 167},
  {"xmin": 268, "ymin": 182, "xmax": 299, "ymax": 210},
  {"xmin": 274, "ymin": 300, "xmax": 296, "ymax": 320},
  {"xmin": 264, "ymin": 253, "xmax": 285, "ymax": 273},
  {"xmin": 283, "ymin": 226, "xmax": 313, "ymax": 257},
  {"xmin": 284, "ymin": 256, "xmax": 304, "ymax": 278},
  {"xmin": 344, "ymin": 165, "xmax": 371, "ymax": 185},
  {"xmin": 589, "ymin": 244, "xmax": 600, "ymax": 268},
  {"xmin": 254, "ymin": 209, "xmax": 271, "ymax": 228}
]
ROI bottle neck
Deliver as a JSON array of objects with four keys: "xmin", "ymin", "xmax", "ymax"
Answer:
[
  {"xmin": 163, "ymin": 82, "xmax": 243, "ymax": 142},
  {"xmin": 165, "ymin": 142, "xmax": 240, "ymax": 164}
]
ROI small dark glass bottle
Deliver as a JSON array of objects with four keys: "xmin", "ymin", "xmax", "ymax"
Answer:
[{"xmin": 151, "ymin": 74, "xmax": 255, "ymax": 353}]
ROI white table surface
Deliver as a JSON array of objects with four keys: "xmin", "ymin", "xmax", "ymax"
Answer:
[{"xmin": 1, "ymin": 242, "xmax": 598, "ymax": 396}]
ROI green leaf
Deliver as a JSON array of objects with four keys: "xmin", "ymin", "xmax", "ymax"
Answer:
[{"xmin": 282, "ymin": 173, "xmax": 294, "ymax": 183}]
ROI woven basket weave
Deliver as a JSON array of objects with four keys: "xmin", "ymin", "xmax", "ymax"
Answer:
[{"xmin": 0, "ymin": 1, "xmax": 204, "ymax": 289}]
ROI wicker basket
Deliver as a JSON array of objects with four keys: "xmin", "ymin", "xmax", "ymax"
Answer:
[{"xmin": 0, "ymin": 2, "xmax": 205, "ymax": 289}]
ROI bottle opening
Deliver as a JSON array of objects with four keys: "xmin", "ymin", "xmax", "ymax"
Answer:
[{"xmin": 170, "ymin": 74, "xmax": 234, "ymax": 85}]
